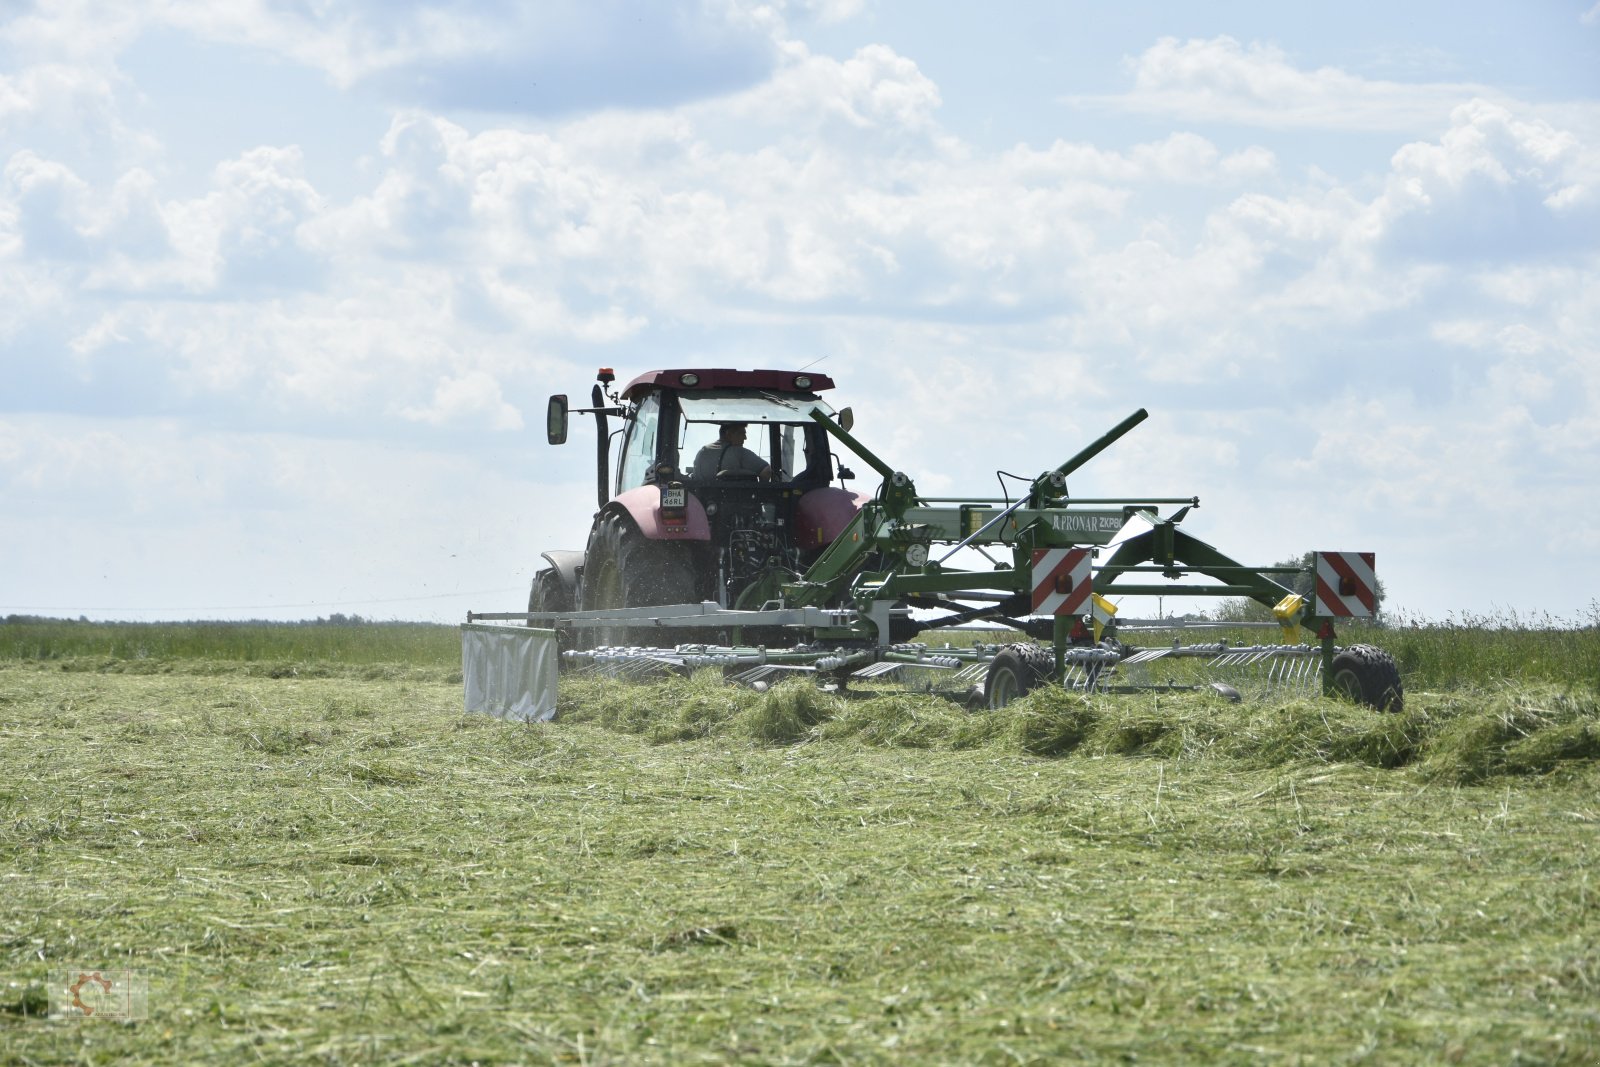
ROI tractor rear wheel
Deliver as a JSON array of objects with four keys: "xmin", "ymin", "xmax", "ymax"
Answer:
[
  {"xmin": 580, "ymin": 511, "xmax": 695, "ymax": 648},
  {"xmin": 1329, "ymin": 644, "xmax": 1404, "ymax": 713},
  {"xmin": 984, "ymin": 644, "xmax": 1055, "ymax": 709}
]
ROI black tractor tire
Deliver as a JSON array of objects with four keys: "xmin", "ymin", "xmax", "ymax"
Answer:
[
  {"xmin": 1329, "ymin": 643, "xmax": 1404, "ymax": 713},
  {"xmin": 580, "ymin": 511, "xmax": 696, "ymax": 648},
  {"xmin": 527, "ymin": 569, "xmax": 571, "ymax": 629},
  {"xmin": 984, "ymin": 643, "xmax": 1056, "ymax": 710}
]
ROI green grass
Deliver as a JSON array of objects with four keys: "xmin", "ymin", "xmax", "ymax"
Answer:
[
  {"xmin": 0, "ymin": 618, "xmax": 461, "ymax": 672},
  {"xmin": 1377, "ymin": 607, "xmax": 1600, "ymax": 692},
  {"xmin": 6, "ymin": 609, "xmax": 1598, "ymax": 693},
  {"xmin": 3, "ymin": 629, "xmax": 1599, "ymax": 1064}
]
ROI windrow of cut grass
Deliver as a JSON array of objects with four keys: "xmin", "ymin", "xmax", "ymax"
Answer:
[{"xmin": 558, "ymin": 672, "xmax": 1600, "ymax": 784}]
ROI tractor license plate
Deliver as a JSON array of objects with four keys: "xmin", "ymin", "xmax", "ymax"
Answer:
[{"xmin": 660, "ymin": 487, "xmax": 686, "ymax": 509}]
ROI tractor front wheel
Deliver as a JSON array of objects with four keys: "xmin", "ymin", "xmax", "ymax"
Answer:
[
  {"xmin": 1329, "ymin": 644, "xmax": 1404, "ymax": 713},
  {"xmin": 528, "ymin": 569, "xmax": 571, "ymax": 620},
  {"xmin": 580, "ymin": 511, "xmax": 695, "ymax": 648},
  {"xmin": 984, "ymin": 644, "xmax": 1055, "ymax": 709}
]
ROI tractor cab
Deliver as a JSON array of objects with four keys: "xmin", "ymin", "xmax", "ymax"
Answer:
[
  {"xmin": 539, "ymin": 369, "xmax": 869, "ymax": 634},
  {"xmin": 618, "ymin": 385, "xmax": 841, "ymax": 493}
]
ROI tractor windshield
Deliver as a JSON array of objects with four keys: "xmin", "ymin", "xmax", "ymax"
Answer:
[
  {"xmin": 677, "ymin": 392, "xmax": 836, "ymax": 484},
  {"xmin": 677, "ymin": 392, "xmax": 833, "ymax": 424}
]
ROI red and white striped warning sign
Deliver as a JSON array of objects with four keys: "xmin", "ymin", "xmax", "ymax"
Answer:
[
  {"xmin": 1031, "ymin": 548, "xmax": 1092, "ymax": 616},
  {"xmin": 1314, "ymin": 551, "xmax": 1377, "ymax": 617}
]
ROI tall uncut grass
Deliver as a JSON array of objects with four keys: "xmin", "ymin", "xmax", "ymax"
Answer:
[
  {"xmin": 1376, "ymin": 604, "xmax": 1600, "ymax": 691},
  {"xmin": 5, "ymin": 604, "xmax": 1597, "ymax": 691},
  {"xmin": 0, "ymin": 616, "xmax": 460, "ymax": 670}
]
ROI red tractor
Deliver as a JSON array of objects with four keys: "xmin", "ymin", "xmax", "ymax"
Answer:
[{"xmin": 535, "ymin": 368, "xmax": 869, "ymax": 644}]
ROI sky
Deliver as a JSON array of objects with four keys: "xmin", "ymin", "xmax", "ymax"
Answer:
[{"xmin": 3, "ymin": 0, "xmax": 1598, "ymax": 625}]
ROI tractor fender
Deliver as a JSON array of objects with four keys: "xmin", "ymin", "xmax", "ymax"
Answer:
[
  {"xmin": 538, "ymin": 550, "xmax": 585, "ymax": 598},
  {"xmin": 610, "ymin": 485, "xmax": 711, "ymax": 542},
  {"xmin": 794, "ymin": 487, "xmax": 872, "ymax": 550}
]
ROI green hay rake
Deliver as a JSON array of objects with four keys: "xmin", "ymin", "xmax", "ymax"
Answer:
[{"xmin": 471, "ymin": 371, "xmax": 1402, "ymax": 713}]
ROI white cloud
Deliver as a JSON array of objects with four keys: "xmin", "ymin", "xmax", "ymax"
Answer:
[
  {"xmin": 1069, "ymin": 35, "xmax": 1502, "ymax": 132},
  {"xmin": 402, "ymin": 370, "xmax": 523, "ymax": 430},
  {"xmin": 8, "ymin": 39, "xmax": 1594, "ymax": 430},
  {"xmin": 4, "ymin": 150, "xmax": 94, "ymax": 259},
  {"xmin": 1378, "ymin": 99, "xmax": 1600, "ymax": 260},
  {"xmin": 4, "ymin": 145, "xmax": 330, "ymax": 297},
  {"xmin": 0, "ymin": 63, "xmax": 118, "ymax": 135},
  {"xmin": 1002, "ymin": 132, "xmax": 1277, "ymax": 186},
  {"xmin": 788, "ymin": 0, "xmax": 867, "ymax": 24},
  {"xmin": 0, "ymin": 0, "xmax": 144, "ymax": 62},
  {"xmin": 151, "ymin": 0, "xmax": 785, "ymax": 114}
]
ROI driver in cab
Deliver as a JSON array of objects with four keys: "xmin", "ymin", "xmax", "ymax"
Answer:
[{"xmin": 691, "ymin": 422, "xmax": 774, "ymax": 482}]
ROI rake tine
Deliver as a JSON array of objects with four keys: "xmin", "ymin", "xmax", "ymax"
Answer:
[{"xmin": 954, "ymin": 663, "xmax": 988, "ymax": 685}]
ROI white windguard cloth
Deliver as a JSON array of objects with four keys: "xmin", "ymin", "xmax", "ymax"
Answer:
[
  {"xmin": 678, "ymin": 392, "xmax": 834, "ymax": 424},
  {"xmin": 461, "ymin": 624, "xmax": 558, "ymax": 722}
]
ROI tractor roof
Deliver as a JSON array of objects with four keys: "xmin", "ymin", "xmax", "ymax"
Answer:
[{"xmin": 620, "ymin": 369, "xmax": 835, "ymax": 402}]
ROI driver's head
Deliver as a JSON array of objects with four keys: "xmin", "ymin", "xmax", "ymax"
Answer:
[{"xmin": 719, "ymin": 422, "xmax": 747, "ymax": 443}]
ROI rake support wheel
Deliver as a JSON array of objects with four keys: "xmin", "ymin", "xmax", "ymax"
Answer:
[
  {"xmin": 1329, "ymin": 643, "xmax": 1404, "ymax": 713},
  {"xmin": 984, "ymin": 644, "xmax": 1056, "ymax": 709}
]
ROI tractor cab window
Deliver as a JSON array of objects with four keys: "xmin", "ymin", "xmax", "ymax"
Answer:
[
  {"xmin": 677, "ymin": 392, "xmax": 835, "ymax": 484},
  {"xmin": 616, "ymin": 393, "xmax": 661, "ymax": 491},
  {"xmin": 680, "ymin": 420, "xmax": 775, "ymax": 481}
]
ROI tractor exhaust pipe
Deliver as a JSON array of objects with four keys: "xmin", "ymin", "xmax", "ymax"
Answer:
[{"xmin": 592, "ymin": 383, "xmax": 610, "ymax": 510}]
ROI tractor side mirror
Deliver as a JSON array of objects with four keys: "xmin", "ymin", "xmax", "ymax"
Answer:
[
  {"xmin": 546, "ymin": 395, "xmax": 569, "ymax": 445},
  {"xmin": 838, "ymin": 406, "xmax": 855, "ymax": 433}
]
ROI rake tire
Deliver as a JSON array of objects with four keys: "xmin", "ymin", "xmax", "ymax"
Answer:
[
  {"xmin": 984, "ymin": 644, "xmax": 1055, "ymax": 710},
  {"xmin": 580, "ymin": 511, "xmax": 695, "ymax": 649},
  {"xmin": 1329, "ymin": 643, "xmax": 1404, "ymax": 713}
]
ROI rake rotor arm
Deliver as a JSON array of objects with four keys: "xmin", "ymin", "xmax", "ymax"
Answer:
[
  {"xmin": 1031, "ymin": 408, "xmax": 1148, "ymax": 499},
  {"xmin": 809, "ymin": 409, "xmax": 897, "ymax": 488},
  {"xmin": 1095, "ymin": 525, "xmax": 1296, "ymax": 611},
  {"xmin": 781, "ymin": 503, "xmax": 880, "ymax": 609}
]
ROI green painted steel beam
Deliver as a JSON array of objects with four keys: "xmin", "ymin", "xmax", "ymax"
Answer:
[
  {"xmin": 809, "ymin": 409, "xmax": 896, "ymax": 484},
  {"xmin": 1098, "ymin": 565, "xmax": 1303, "ymax": 575},
  {"xmin": 869, "ymin": 568, "xmax": 1026, "ymax": 598},
  {"xmin": 1030, "ymin": 408, "xmax": 1148, "ymax": 498},
  {"xmin": 1096, "ymin": 526, "xmax": 1294, "ymax": 610},
  {"xmin": 782, "ymin": 504, "xmax": 880, "ymax": 607},
  {"xmin": 1095, "ymin": 583, "xmax": 1275, "ymax": 598}
]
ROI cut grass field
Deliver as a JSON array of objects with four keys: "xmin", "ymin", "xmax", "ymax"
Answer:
[{"xmin": 2, "ymin": 619, "xmax": 1598, "ymax": 1064}]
